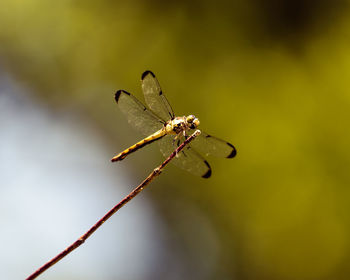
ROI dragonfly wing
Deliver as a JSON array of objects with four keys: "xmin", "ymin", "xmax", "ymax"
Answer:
[
  {"xmin": 158, "ymin": 134, "xmax": 212, "ymax": 178},
  {"xmin": 141, "ymin": 71, "xmax": 175, "ymax": 121},
  {"xmin": 190, "ymin": 131, "xmax": 237, "ymax": 158},
  {"xmin": 115, "ymin": 90, "xmax": 165, "ymax": 136}
]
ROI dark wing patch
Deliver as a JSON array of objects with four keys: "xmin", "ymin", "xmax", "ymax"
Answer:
[
  {"xmin": 202, "ymin": 160, "xmax": 212, "ymax": 178},
  {"xmin": 141, "ymin": 70, "xmax": 156, "ymax": 80},
  {"xmin": 115, "ymin": 90, "xmax": 130, "ymax": 103},
  {"xmin": 226, "ymin": 142, "xmax": 237, "ymax": 158}
]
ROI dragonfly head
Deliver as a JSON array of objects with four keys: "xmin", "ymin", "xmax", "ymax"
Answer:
[{"xmin": 186, "ymin": 115, "xmax": 200, "ymax": 129}]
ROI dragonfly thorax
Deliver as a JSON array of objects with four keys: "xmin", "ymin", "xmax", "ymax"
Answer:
[{"xmin": 165, "ymin": 115, "xmax": 200, "ymax": 135}]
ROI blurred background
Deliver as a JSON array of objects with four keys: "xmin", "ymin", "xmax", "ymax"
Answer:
[{"xmin": 1, "ymin": 0, "xmax": 350, "ymax": 279}]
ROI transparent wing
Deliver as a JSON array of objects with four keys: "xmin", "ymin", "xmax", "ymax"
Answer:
[
  {"xmin": 190, "ymin": 131, "xmax": 237, "ymax": 158},
  {"xmin": 158, "ymin": 134, "xmax": 212, "ymax": 178},
  {"xmin": 141, "ymin": 70, "xmax": 175, "ymax": 121},
  {"xmin": 115, "ymin": 90, "xmax": 165, "ymax": 136}
]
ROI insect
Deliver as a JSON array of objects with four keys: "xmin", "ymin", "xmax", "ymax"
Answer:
[{"xmin": 111, "ymin": 71, "xmax": 236, "ymax": 178}]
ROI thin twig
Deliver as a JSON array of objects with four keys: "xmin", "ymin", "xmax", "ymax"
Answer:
[{"xmin": 26, "ymin": 130, "xmax": 201, "ymax": 280}]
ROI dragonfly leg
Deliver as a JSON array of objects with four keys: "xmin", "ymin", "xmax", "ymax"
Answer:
[{"xmin": 174, "ymin": 134, "xmax": 185, "ymax": 158}]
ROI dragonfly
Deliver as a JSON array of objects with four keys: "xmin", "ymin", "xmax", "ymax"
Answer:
[{"xmin": 111, "ymin": 70, "xmax": 236, "ymax": 178}]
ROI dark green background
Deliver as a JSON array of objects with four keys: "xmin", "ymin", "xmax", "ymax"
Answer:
[{"xmin": 2, "ymin": 1, "xmax": 350, "ymax": 279}]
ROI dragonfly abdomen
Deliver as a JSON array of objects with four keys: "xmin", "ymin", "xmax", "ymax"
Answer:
[{"xmin": 111, "ymin": 130, "xmax": 166, "ymax": 162}]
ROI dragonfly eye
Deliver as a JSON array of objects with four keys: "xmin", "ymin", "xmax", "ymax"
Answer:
[
  {"xmin": 193, "ymin": 118, "xmax": 200, "ymax": 127},
  {"xmin": 186, "ymin": 115, "xmax": 196, "ymax": 123},
  {"xmin": 186, "ymin": 115, "xmax": 200, "ymax": 129},
  {"xmin": 186, "ymin": 115, "xmax": 198, "ymax": 124}
]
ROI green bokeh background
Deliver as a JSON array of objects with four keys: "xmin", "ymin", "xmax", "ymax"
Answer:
[{"xmin": 2, "ymin": 0, "xmax": 350, "ymax": 279}]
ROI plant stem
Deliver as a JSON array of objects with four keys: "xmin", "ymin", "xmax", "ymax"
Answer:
[{"xmin": 26, "ymin": 129, "xmax": 201, "ymax": 280}]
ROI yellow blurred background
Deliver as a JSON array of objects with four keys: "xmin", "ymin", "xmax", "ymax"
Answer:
[{"xmin": 1, "ymin": 0, "xmax": 350, "ymax": 279}]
